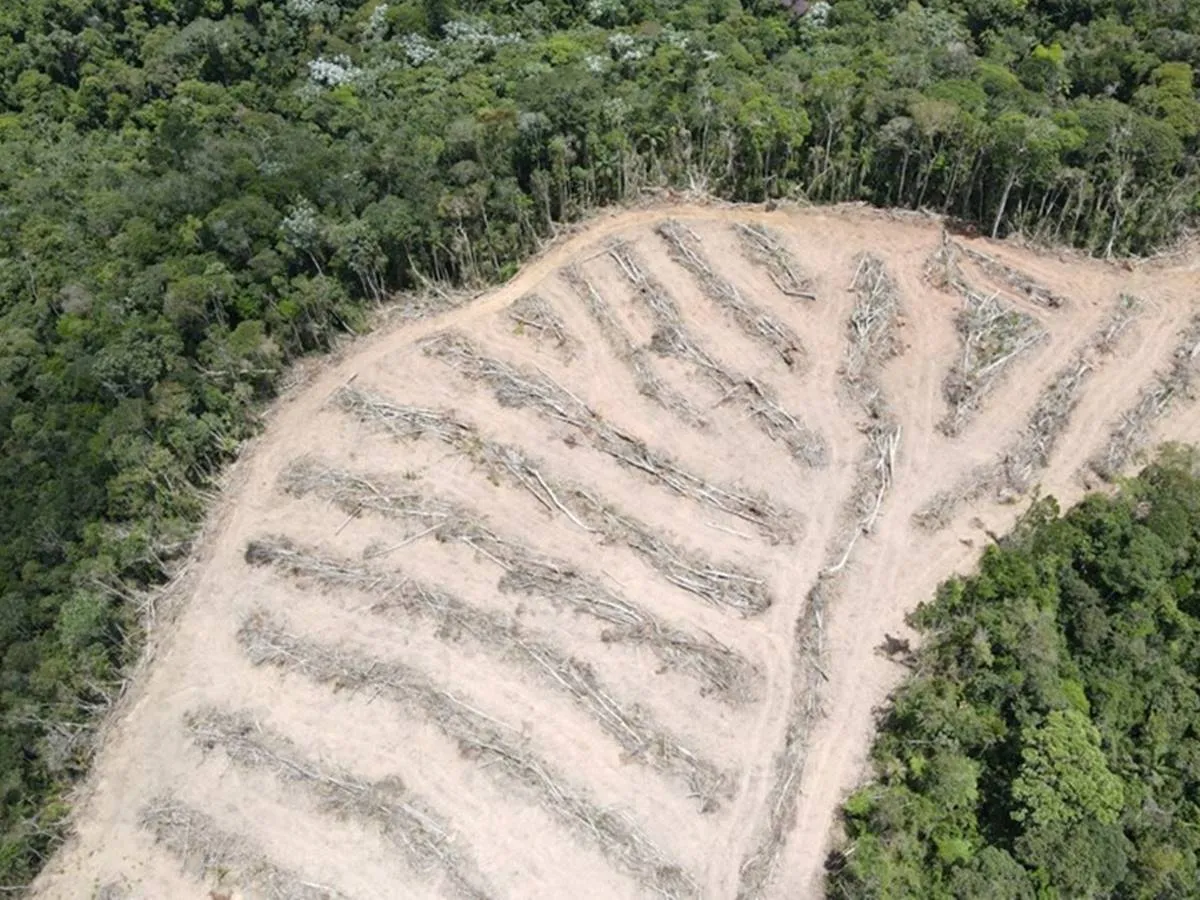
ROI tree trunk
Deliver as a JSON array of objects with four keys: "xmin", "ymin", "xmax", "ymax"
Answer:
[{"xmin": 992, "ymin": 168, "xmax": 1019, "ymax": 238}]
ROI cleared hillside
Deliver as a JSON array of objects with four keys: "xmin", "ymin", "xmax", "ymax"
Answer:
[{"xmin": 34, "ymin": 205, "xmax": 1200, "ymax": 900}]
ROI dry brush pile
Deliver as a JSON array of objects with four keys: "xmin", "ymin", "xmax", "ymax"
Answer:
[
  {"xmin": 140, "ymin": 796, "xmax": 349, "ymax": 900},
  {"xmin": 237, "ymin": 611, "xmax": 698, "ymax": 898},
  {"xmin": 399, "ymin": 339, "xmax": 795, "ymax": 540},
  {"xmin": 928, "ymin": 235, "xmax": 1048, "ymax": 435},
  {"xmin": 732, "ymin": 222, "xmax": 815, "ymax": 300},
  {"xmin": 560, "ymin": 264, "xmax": 706, "ymax": 428},
  {"xmin": 656, "ymin": 219, "xmax": 806, "ymax": 370},
  {"xmin": 506, "ymin": 293, "xmax": 579, "ymax": 361},
  {"xmin": 736, "ymin": 255, "xmax": 906, "ymax": 898},
  {"xmin": 1089, "ymin": 313, "xmax": 1200, "ymax": 481},
  {"xmin": 185, "ymin": 707, "xmax": 492, "ymax": 899},
  {"xmin": 280, "ymin": 457, "xmax": 762, "ymax": 702},
  {"xmin": 955, "ymin": 242, "xmax": 1067, "ymax": 309},
  {"xmin": 244, "ymin": 535, "xmax": 731, "ymax": 801},
  {"xmin": 606, "ymin": 240, "xmax": 827, "ymax": 467},
  {"xmin": 917, "ymin": 294, "xmax": 1143, "ymax": 529}
]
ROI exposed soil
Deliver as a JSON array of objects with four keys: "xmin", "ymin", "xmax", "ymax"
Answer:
[{"xmin": 32, "ymin": 203, "xmax": 1200, "ymax": 900}]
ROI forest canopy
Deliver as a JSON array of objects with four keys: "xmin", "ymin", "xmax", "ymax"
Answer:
[
  {"xmin": 828, "ymin": 449, "xmax": 1200, "ymax": 899},
  {"xmin": 2, "ymin": 0, "xmax": 1199, "ymax": 888}
]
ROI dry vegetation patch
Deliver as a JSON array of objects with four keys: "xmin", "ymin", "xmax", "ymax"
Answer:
[
  {"xmin": 506, "ymin": 293, "xmax": 579, "ymax": 361},
  {"xmin": 140, "ymin": 797, "xmax": 348, "ymax": 900},
  {"xmin": 607, "ymin": 239, "xmax": 827, "ymax": 466},
  {"xmin": 278, "ymin": 458, "xmax": 762, "ymax": 702},
  {"xmin": 928, "ymin": 233, "xmax": 1049, "ymax": 435},
  {"xmin": 238, "ymin": 611, "xmax": 699, "ymax": 896}
]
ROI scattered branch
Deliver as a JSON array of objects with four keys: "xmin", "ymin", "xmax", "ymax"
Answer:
[
  {"xmin": 279, "ymin": 459, "xmax": 763, "ymax": 702},
  {"xmin": 506, "ymin": 293, "xmax": 579, "ymax": 361},
  {"xmin": 657, "ymin": 219, "xmax": 806, "ymax": 370},
  {"xmin": 609, "ymin": 240, "xmax": 826, "ymax": 466},
  {"xmin": 140, "ymin": 796, "xmax": 349, "ymax": 900},
  {"xmin": 732, "ymin": 223, "xmax": 815, "ymax": 300},
  {"xmin": 237, "ymin": 612, "xmax": 698, "ymax": 898}
]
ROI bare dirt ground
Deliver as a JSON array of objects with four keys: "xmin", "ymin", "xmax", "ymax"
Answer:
[{"xmin": 32, "ymin": 203, "xmax": 1200, "ymax": 900}]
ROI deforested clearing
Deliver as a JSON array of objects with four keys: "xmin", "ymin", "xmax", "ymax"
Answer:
[{"xmin": 32, "ymin": 205, "xmax": 1200, "ymax": 900}]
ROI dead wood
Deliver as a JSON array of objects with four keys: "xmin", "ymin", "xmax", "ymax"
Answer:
[
  {"xmin": 1089, "ymin": 313, "xmax": 1200, "ymax": 481},
  {"xmin": 277, "ymin": 460, "xmax": 763, "ymax": 702},
  {"xmin": 656, "ymin": 219, "xmax": 806, "ymax": 370},
  {"xmin": 607, "ymin": 241, "xmax": 827, "ymax": 467},
  {"xmin": 956, "ymin": 242, "xmax": 1067, "ymax": 309},
  {"xmin": 929, "ymin": 234, "xmax": 1048, "ymax": 435},
  {"xmin": 140, "ymin": 796, "xmax": 348, "ymax": 900},
  {"xmin": 736, "ymin": 261, "xmax": 906, "ymax": 896},
  {"xmin": 506, "ymin": 293, "xmax": 579, "ymax": 362},
  {"xmin": 237, "ymin": 612, "xmax": 698, "ymax": 898},
  {"xmin": 732, "ymin": 223, "xmax": 815, "ymax": 300},
  {"xmin": 846, "ymin": 253, "xmax": 903, "ymax": 419},
  {"xmin": 185, "ymin": 707, "xmax": 492, "ymax": 899},
  {"xmin": 560, "ymin": 264, "xmax": 706, "ymax": 428},
  {"xmin": 915, "ymin": 294, "xmax": 1143, "ymax": 529},
  {"xmin": 243, "ymin": 536, "xmax": 731, "ymax": 797},
  {"xmin": 394, "ymin": 339, "xmax": 797, "ymax": 538}
]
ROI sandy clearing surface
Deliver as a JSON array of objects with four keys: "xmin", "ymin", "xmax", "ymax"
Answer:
[{"xmin": 31, "ymin": 203, "xmax": 1199, "ymax": 900}]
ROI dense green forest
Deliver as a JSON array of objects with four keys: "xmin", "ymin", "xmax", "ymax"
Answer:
[
  {"xmin": 827, "ymin": 450, "xmax": 1200, "ymax": 899},
  {"xmin": 1, "ymin": 0, "xmax": 1199, "ymax": 888}
]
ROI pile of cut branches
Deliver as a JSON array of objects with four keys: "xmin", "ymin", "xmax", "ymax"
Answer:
[
  {"xmin": 245, "ymin": 536, "xmax": 730, "ymax": 800},
  {"xmin": 238, "ymin": 612, "xmax": 698, "ymax": 897},
  {"xmin": 607, "ymin": 241, "xmax": 827, "ymax": 466},
  {"xmin": 846, "ymin": 253, "xmax": 903, "ymax": 417},
  {"xmin": 732, "ymin": 222, "xmax": 815, "ymax": 300},
  {"xmin": 506, "ymin": 293, "xmax": 578, "ymax": 361},
  {"xmin": 929, "ymin": 234, "xmax": 1049, "ymax": 435},
  {"xmin": 1090, "ymin": 313, "xmax": 1200, "ymax": 481},
  {"xmin": 957, "ymin": 242, "xmax": 1067, "ymax": 309},
  {"xmin": 560, "ymin": 264, "xmax": 706, "ymax": 428},
  {"xmin": 657, "ymin": 219, "xmax": 805, "ymax": 370},
  {"xmin": 140, "ymin": 796, "xmax": 347, "ymax": 900},
  {"xmin": 185, "ymin": 707, "xmax": 491, "ymax": 899},
  {"xmin": 940, "ymin": 292, "xmax": 1046, "ymax": 436},
  {"xmin": 278, "ymin": 460, "xmax": 763, "ymax": 702},
  {"xmin": 915, "ymin": 294, "xmax": 1142, "ymax": 529},
  {"xmin": 414, "ymin": 335, "xmax": 798, "ymax": 534}
]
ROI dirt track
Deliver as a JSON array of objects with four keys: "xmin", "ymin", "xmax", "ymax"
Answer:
[{"xmin": 33, "ymin": 203, "xmax": 1200, "ymax": 899}]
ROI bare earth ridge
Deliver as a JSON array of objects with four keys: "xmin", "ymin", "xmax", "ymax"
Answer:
[{"xmin": 33, "ymin": 204, "xmax": 1200, "ymax": 900}]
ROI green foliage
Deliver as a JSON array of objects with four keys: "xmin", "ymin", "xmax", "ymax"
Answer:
[
  {"xmin": 828, "ymin": 452, "xmax": 1200, "ymax": 899},
  {"xmin": 1, "ymin": 0, "xmax": 1199, "ymax": 889},
  {"xmin": 1011, "ymin": 708, "xmax": 1124, "ymax": 828}
]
